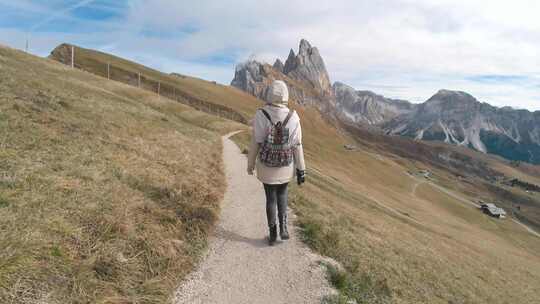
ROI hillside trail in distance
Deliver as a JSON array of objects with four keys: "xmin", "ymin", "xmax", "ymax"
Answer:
[{"xmin": 174, "ymin": 131, "xmax": 335, "ymax": 304}]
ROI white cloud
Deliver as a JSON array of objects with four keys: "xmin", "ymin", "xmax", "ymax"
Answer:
[
  {"xmin": 119, "ymin": 0, "xmax": 540, "ymax": 110},
  {"xmin": 1, "ymin": 0, "xmax": 539, "ymax": 110},
  {"xmin": 30, "ymin": 0, "xmax": 96, "ymax": 31}
]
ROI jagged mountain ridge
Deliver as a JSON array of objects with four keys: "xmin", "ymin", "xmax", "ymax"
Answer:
[
  {"xmin": 282, "ymin": 39, "xmax": 332, "ymax": 97},
  {"xmin": 231, "ymin": 39, "xmax": 333, "ymax": 110},
  {"xmin": 231, "ymin": 39, "xmax": 540, "ymax": 164},
  {"xmin": 333, "ymin": 82, "xmax": 416, "ymax": 125},
  {"xmin": 384, "ymin": 90, "xmax": 540, "ymax": 164}
]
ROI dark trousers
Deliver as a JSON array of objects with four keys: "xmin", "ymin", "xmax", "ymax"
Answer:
[{"xmin": 263, "ymin": 183, "xmax": 289, "ymax": 228}]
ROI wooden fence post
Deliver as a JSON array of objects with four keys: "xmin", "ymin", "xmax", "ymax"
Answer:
[
  {"xmin": 107, "ymin": 63, "xmax": 110, "ymax": 79},
  {"xmin": 71, "ymin": 45, "xmax": 75, "ymax": 68},
  {"xmin": 158, "ymin": 81, "xmax": 161, "ymax": 97},
  {"xmin": 138, "ymin": 73, "xmax": 141, "ymax": 88}
]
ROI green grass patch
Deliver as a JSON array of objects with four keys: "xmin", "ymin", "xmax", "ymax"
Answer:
[
  {"xmin": 50, "ymin": 246, "xmax": 63, "ymax": 258},
  {"xmin": 0, "ymin": 196, "xmax": 9, "ymax": 208}
]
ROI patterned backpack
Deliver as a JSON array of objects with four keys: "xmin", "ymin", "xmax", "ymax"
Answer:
[{"xmin": 259, "ymin": 109, "xmax": 295, "ymax": 167}]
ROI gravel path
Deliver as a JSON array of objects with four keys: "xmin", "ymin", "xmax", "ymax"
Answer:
[{"xmin": 174, "ymin": 132, "xmax": 335, "ymax": 304}]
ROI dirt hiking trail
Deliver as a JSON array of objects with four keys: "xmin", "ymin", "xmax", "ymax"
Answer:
[{"xmin": 174, "ymin": 132, "xmax": 334, "ymax": 304}]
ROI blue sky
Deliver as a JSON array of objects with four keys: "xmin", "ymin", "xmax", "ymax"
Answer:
[{"xmin": 1, "ymin": 0, "xmax": 539, "ymax": 110}]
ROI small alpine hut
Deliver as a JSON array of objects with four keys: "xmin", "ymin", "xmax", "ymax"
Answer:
[{"xmin": 480, "ymin": 203, "xmax": 507, "ymax": 219}]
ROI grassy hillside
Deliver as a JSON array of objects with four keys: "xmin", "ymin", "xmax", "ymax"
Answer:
[
  {"xmin": 49, "ymin": 43, "xmax": 262, "ymax": 120},
  {"xmin": 232, "ymin": 106, "xmax": 540, "ymax": 303},
  {"xmin": 342, "ymin": 123, "xmax": 540, "ymax": 232},
  {"xmin": 0, "ymin": 45, "xmax": 245, "ymax": 303}
]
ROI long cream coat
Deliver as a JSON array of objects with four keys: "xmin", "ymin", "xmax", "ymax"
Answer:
[{"xmin": 247, "ymin": 104, "xmax": 306, "ymax": 185}]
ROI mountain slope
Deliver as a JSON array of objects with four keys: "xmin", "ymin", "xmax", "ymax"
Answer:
[
  {"xmin": 49, "ymin": 43, "xmax": 261, "ymax": 120},
  {"xmin": 0, "ymin": 44, "xmax": 244, "ymax": 304},
  {"xmin": 333, "ymin": 82, "xmax": 416, "ymax": 125},
  {"xmin": 385, "ymin": 89, "xmax": 540, "ymax": 164}
]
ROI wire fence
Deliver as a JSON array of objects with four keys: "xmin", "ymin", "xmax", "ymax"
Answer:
[{"xmin": 57, "ymin": 45, "xmax": 248, "ymax": 125}]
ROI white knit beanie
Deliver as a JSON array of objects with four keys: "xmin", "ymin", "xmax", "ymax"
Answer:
[{"xmin": 266, "ymin": 80, "xmax": 289, "ymax": 105}]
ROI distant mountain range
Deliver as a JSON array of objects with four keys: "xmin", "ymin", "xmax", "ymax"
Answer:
[
  {"xmin": 384, "ymin": 90, "xmax": 540, "ymax": 164},
  {"xmin": 231, "ymin": 39, "xmax": 540, "ymax": 164}
]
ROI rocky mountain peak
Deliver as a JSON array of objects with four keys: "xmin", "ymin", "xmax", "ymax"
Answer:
[
  {"xmin": 282, "ymin": 39, "xmax": 332, "ymax": 96},
  {"xmin": 283, "ymin": 49, "xmax": 296, "ymax": 72},
  {"xmin": 429, "ymin": 89, "xmax": 477, "ymax": 102},
  {"xmin": 230, "ymin": 60, "xmax": 271, "ymax": 98},
  {"xmin": 299, "ymin": 39, "xmax": 312, "ymax": 56},
  {"xmin": 231, "ymin": 39, "xmax": 333, "ymax": 106},
  {"xmin": 273, "ymin": 59, "xmax": 284, "ymax": 73},
  {"xmin": 421, "ymin": 89, "xmax": 480, "ymax": 114}
]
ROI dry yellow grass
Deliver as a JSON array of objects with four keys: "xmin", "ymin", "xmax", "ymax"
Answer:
[{"xmin": 0, "ymin": 45, "xmax": 245, "ymax": 303}]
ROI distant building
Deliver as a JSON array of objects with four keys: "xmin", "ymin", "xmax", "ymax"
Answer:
[
  {"xmin": 418, "ymin": 170, "xmax": 431, "ymax": 179},
  {"xmin": 480, "ymin": 203, "xmax": 507, "ymax": 219}
]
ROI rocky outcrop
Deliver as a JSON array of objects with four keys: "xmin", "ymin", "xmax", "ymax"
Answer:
[
  {"xmin": 230, "ymin": 60, "xmax": 274, "ymax": 100},
  {"xmin": 282, "ymin": 39, "xmax": 332, "ymax": 97},
  {"xmin": 231, "ymin": 39, "xmax": 333, "ymax": 108},
  {"xmin": 333, "ymin": 82, "xmax": 415, "ymax": 125},
  {"xmin": 273, "ymin": 59, "xmax": 284, "ymax": 73},
  {"xmin": 384, "ymin": 90, "xmax": 540, "ymax": 164},
  {"xmin": 48, "ymin": 43, "xmax": 75, "ymax": 66}
]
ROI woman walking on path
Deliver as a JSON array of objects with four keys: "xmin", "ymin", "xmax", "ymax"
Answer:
[{"xmin": 247, "ymin": 80, "xmax": 306, "ymax": 246}]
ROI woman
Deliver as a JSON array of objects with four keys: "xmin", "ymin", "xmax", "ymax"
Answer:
[{"xmin": 247, "ymin": 80, "xmax": 306, "ymax": 246}]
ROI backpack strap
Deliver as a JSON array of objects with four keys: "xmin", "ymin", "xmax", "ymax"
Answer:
[
  {"xmin": 282, "ymin": 110, "xmax": 295, "ymax": 126},
  {"xmin": 259, "ymin": 108, "xmax": 273, "ymax": 124}
]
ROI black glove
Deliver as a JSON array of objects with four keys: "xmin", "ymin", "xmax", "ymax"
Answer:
[{"xmin": 296, "ymin": 169, "xmax": 305, "ymax": 185}]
